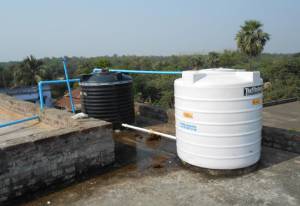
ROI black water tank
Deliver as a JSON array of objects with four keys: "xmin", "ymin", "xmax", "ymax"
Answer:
[{"xmin": 79, "ymin": 70, "xmax": 135, "ymax": 128}]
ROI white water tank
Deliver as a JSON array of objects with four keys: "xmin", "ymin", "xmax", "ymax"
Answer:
[{"xmin": 174, "ymin": 68, "xmax": 263, "ymax": 169}]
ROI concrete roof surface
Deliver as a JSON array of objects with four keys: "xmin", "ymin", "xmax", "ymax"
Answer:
[
  {"xmin": 21, "ymin": 130, "xmax": 300, "ymax": 206},
  {"xmin": 1, "ymin": 99, "xmax": 299, "ymax": 206},
  {"xmin": 263, "ymin": 101, "xmax": 300, "ymax": 131}
]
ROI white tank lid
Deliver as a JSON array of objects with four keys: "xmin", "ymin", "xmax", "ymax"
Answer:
[{"xmin": 181, "ymin": 68, "xmax": 262, "ymax": 87}]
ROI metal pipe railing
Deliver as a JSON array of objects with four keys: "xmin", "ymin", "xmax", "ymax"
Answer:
[
  {"xmin": 93, "ymin": 68, "xmax": 182, "ymax": 75},
  {"xmin": 38, "ymin": 79, "xmax": 80, "ymax": 111},
  {"xmin": 63, "ymin": 58, "xmax": 76, "ymax": 113},
  {"xmin": 38, "ymin": 67, "xmax": 181, "ymax": 112},
  {"xmin": 0, "ymin": 115, "xmax": 39, "ymax": 128}
]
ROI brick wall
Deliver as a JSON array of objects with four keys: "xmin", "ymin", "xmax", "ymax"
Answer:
[
  {"xmin": 0, "ymin": 122, "xmax": 114, "ymax": 203},
  {"xmin": 0, "ymin": 94, "xmax": 115, "ymax": 203}
]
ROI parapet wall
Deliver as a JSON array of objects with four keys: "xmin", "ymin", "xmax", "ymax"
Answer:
[
  {"xmin": 0, "ymin": 124, "xmax": 114, "ymax": 203},
  {"xmin": 262, "ymin": 126, "xmax": 300, "ymax": 154},
  {"xmin": 135, "ymin": 103, "xmax": 174, "ymax": 124},
  {"xmin": 0, "ymin": 94, "xmax": 114, "ymax": 203},
  {"xmin": 0, "ymin": 94, "xmax": 38, "ymax": 116},
  {"xmin": 0, "ymin": 94, "xmax": 76, "ymax": 128},
  {"xmin": 136, "ymin": 102, "xmax": 300, "ymax": 154}
]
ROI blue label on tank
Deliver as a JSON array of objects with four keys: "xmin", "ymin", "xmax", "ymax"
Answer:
[{"xmin": 179, "ymin": 122, "xmax": 197, "ymax": 132}]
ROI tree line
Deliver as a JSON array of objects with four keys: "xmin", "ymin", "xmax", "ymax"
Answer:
[
  {"xmin": 0, "ymin": 52, "xmax": 299, "ymax": 108},
  {"xmin": 0, "ymin": 20, "xmax": 299, "ymax": 108}
]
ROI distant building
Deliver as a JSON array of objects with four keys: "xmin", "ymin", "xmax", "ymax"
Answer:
[
  {"xmin": 0, "ymin": 85, "xmax": 53, "ymax": 107},
  {"xmin": 55, "ymin": 89, "xmax": 81, "ymax": 112}
]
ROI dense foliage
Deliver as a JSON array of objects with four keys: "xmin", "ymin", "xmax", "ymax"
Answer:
[{"xmin": 0, "ymin": 51, "xmax": 299, "ymax": 108}]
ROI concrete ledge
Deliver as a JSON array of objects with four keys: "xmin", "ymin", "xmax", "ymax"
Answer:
[
  {"xmin": 39, "ymin": 108, "xmax": 79, "ymax": 128},
  {"xmin": 263, "ymin": 97, "xmax": 298, "ymax": 107},
  {"xmin": 0, "ymin": 94, "xmax": 115, "ymax": 203},
  {"xmin": 0, "ymin": 94, "xmax": 78, "ymax": 128},
  {"xmin": 262, "ymin": 126, "xmax": 300, "ymax": 154},
  {"xmin": 136, "ymin": 102, "xmax": 300, "ymax": 154},
  {"xmin": 0, "ymin": 94, "xmax": 38, "ymax": 117},
  {"xmin": 135, "ymin": 103, "xmax": 174, "ymax": 123}
]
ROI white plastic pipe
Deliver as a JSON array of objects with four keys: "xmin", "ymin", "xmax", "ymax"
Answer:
[{"xmin": 121, "ymin": 123, "xmax": 176, "ymax": 140}]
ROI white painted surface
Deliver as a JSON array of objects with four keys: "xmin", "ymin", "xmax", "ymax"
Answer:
[{"xmin": 174, "ymin": 68, "xmax": 263, "ymax": 169}]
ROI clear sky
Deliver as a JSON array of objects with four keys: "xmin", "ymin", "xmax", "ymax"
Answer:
[{"xmin": 0, "ymin": 0, "xmax": 299, "ymax": 61}]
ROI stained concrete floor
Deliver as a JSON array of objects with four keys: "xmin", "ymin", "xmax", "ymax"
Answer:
[{"xmin": 18, "ymin": 129, "xmax": 300, "ymax": 206}]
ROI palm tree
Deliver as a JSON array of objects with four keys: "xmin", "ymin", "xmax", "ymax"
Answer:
[
  {"xmin": 235, "ymin": 20, "xmax": 270, "ymax": 69},
  {"xmin": 14, "ymin": 55, "xmax": 44, "ymax": 86}
]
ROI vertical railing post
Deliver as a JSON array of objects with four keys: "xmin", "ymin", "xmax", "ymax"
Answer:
[
  {"xmin": 38, "ymin": 81, "xmax": 44, "ymax": 111},
  {"xmin": 38, "ymin": 79, "xmax": 80, "ymax": 112},
  {"xmin": 63, "ymin": 57, "xmax": 76, "ymax": 113}
]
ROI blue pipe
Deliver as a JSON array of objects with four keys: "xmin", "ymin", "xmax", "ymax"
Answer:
[
  {"xmin": 93, "ymin": 68, "xmax": 182, "ymax": 75},
  {"xmin": 63, "ymin": 58, "xmax": 76, "ymax": 113},
  {"xmin": 39, "ymin": 79, "xmax": 80, "ymax": 85},
  {"xmin": 0, "ymin": 115, "xmax": 39, "ymax": 128},
  {"xmin": 38, "ymin": 79, "xmax": 80, "ymax": 111},
  {"xmin": 38, "ymin": 67, "xmax": 180, "ymax": 111},
  {"xmin": 38, "ymin": 81, "xmax": 44, "ymax": 111}
]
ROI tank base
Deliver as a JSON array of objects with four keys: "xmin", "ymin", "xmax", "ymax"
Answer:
[{"xmin": 181, "ymin": 160, "xmax": 259, "ymax": 176}]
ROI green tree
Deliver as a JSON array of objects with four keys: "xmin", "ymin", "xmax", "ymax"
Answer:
[
  {"xmin": 74, "ymin": 60, "xmax": 94, "ymax": 76},
  {"xmin": 95, "ymin": 58, "xmax": 112, "ymax": 68},
  {"xmin": 14, "ymin": 55, "xmax": 44, "ymax": 86},
  {"xmin": 235, "ymin": 20, "xmax": 270, "ymax": 69},
  {"xmin": 0, "ymin": 67, "xmax": 7, "ymax": 87},
  {"xmin": 219, "ymin": 50, "xmax": 246, "ymax": 67},
  {"xmin": 207, "ymin": 52, "xmax": 220, "ymax": 67},
  {"xmin": 190, "ymin": 55, "xmax": 203, "ymax": 69}
]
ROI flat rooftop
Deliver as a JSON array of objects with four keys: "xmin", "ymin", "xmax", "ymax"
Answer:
[
  {"xmin": 20, "ymin": 130, "xmax": 300, "ymax": 206},
  {"xmin": 1, "ymin": 97, "xmax": 299, "ymax": 205},
  {"xmin": 18, "ymin": 102, "xmax": 300, "ymax": 206}
]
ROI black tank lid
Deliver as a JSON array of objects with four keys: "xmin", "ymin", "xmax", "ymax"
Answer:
[{"xmin": 79, "ymin": 70, "xmax": 132, "ymax": 86}]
